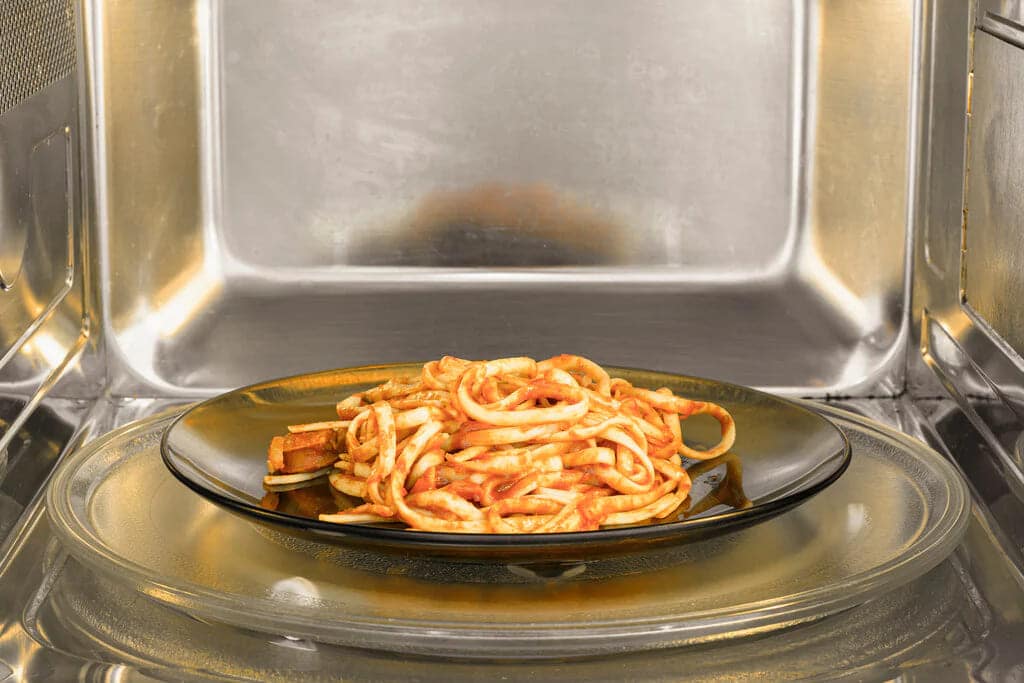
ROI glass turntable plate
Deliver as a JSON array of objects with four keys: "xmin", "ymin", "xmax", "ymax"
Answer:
[
  {"xmin": 159, "ymin": 365, "xmax": 850, "ymax": 561},
  {"xmin": 47, "ymin": 403, "xmax": 969, "ymax": 659}
]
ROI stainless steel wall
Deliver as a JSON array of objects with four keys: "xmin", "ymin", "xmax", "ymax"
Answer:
[
  {"xmin": 910, "ymin": 0, "xmax": 1024, "ymax": 570},
  {"xmin": 81, "ymin": 0, "xmax": 916, "ymax": 397},
  {"xmin": 911, "ymin": 0, "xmax": 1024, "ymax": 407},
  {"xmin": 0, "ymin": 0, "xmax": 99, "ymax": 397}
]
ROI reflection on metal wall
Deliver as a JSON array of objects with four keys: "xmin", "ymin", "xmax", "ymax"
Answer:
[
  {"xmin": 912, "ymin": 0, "xmax": 1024, "ymax": 576},
  {"xmin": 964, "ymin": 29, "xmax": 1024, "ymax": 359},
  {"xmin": 218, "ymin": 0, "xmax": 796, "ymax": 271},
  {"xmin": 0, "ymin": 0, "xmax": 94, "ymax": 543}
]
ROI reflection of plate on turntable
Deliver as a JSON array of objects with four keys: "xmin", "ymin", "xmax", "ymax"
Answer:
[{"xmin": 160, "ymin": 364, "xmax": 851, "ymax": 561}]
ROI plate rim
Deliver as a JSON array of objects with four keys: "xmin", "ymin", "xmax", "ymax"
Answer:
[{"xmin": 158, "ymin": 362, "xmax": 852, "ymax": 547}]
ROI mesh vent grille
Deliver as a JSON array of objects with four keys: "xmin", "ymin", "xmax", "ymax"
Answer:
[{"xmin": 0, "ymin": 0, "xmax": 76, "ymax": 114}]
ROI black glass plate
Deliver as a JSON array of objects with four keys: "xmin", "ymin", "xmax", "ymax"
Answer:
[{"xmin": 161, "ymin": 363, "xmax": 850, "ymax": 561}]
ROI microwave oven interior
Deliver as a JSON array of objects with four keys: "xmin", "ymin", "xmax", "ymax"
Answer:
[{"xmin": 3, "ymin": 0, "xmax": 1024, "ymax": 680}]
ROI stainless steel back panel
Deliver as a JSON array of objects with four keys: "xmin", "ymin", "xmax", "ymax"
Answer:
[
  {"xmin": 86, "ymin": 0, "xmax": 915, "ymax": 397},
  {"xmin": 219, "ymin": 1, "xmax": 796, "ymax": 271}
]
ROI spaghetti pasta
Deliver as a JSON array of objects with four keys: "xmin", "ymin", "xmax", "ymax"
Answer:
[{"xmin": 263, "ymin": 355, "xmax": 737, "ymax": 533}]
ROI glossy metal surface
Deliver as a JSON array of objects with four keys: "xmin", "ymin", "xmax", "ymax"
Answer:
[
  {"xmin": 0, "ymin": 0, "xmax": 99, "ymax": 556},
  {"xmin": 0, "ymin": 396, "xmax": 78, "ymax": 546},
  {"xmin": 910, "ymin": 0, "xmax": 1024, "ymax": 581},
  {"xmin": 0, "ymin": 0, "xmax": 91, "ymax": 394},
  {"xmin": 1, "ymin": 0, "xmax": 1023, "ymax": 678},
  {"xmin": 49, "ymin": 403, "xmax": 968, "ymax": 658},
  {"xmin": 977, "ymin": 0, "xmax": 1024, "ymax": 30},
  {"xmin": 963, "ymin": 32, "xmax": 1024, "ymax": 359},
  {"xmin": 219, "ymin": 1, "xmax": 795, "ymax": 271},
  {"xmin": 160, "ymin": 364, "xmax": 849, "ymax": 560},
  {"xmin": 84, "ymin": 0, "xmax": 915, "ymax": 397},
  {"xmin": 0, "ymin": 77, "xmax": 84, "ymax": 386}
]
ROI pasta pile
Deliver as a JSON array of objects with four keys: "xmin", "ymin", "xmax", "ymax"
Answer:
[{"xmin": 264, "ymin": 355, "xmax": 736, "ymax": 533}]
